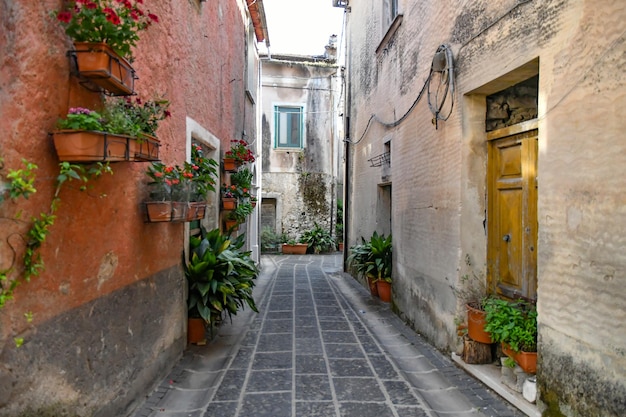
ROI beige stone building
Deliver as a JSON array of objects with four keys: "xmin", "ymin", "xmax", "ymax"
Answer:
[
  {"xmin": 260, "ymin": 43, "xmax": 343, "ymax": 244},
  {"xmin": 339, "ymin": 0, "xmax": 625, "ymax": 415}
]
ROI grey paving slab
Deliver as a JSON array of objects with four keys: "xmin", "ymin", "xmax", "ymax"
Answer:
[{"xmin": 131, "ymin": 254, "xmax": 526, "ymax": 417}]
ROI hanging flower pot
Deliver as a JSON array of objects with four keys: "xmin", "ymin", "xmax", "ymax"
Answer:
[
  {"xmin": 144, "ymin": 201, "xmax": 173, "ymax": 222},
  {"xmin": 224, "ymin": 218, "xmax": 238, "ymax": 231},
  {"xmin": 52, "ymin": 130, "xmax": 160, "ymax": 162},
  {"xmin": 223, "ymin": 157, "xmax": 238, "ymax": 172},
  {"xmin": 70, "ymin": 42, "xmax": 136, "ymax": 95},
  {"xmin": 131, "ymin": 134, "xmax": 160, "ymax": 161},
  {"xmin": 222, "ymin": 197, "xmax": 237, "ymax": 210},
  {"xmin": 185, "ymin": 202, "xmax": 207, "ymax": 221}
]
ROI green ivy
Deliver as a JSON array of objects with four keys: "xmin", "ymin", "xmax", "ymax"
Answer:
[{"xmin": 0, "ymin": 159, "xmax": 112, "ymax": 308}]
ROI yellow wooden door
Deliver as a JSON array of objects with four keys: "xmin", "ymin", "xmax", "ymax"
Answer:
[{"xmin": 487, "ymin": 123, "xmax": 538, "ymax": 301}]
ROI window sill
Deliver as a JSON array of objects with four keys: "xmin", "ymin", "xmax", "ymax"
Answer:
[{"xmin": 376, "ymin": 14, "xmax": 403, "ymax": 55}]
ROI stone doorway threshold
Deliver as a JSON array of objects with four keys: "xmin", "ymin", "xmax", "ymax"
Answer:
[{"xmin": 451, "ymin": 353, "xmax": 541, "ymax": 417}]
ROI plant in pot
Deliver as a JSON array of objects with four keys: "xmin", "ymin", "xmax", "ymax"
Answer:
[
  {"xmin": 366, "ymin": 232, "xmax": 392, "ymax": 302},
  {"xmin": 224, "ymin": 139, "xmax": 256, "ymax": 168},
  {"xmin": 54, "ymin": 0, "xmax": 160, "ymax": 94},
  {"xmin": 281, "ymin": 238, "xmax": 308, "ymax": 255},
  {"xmin": 225, "ymin": 201, "xmax": 254, "ymax": 233},
  {"xmin": 346, "ymin": 238, "xmax": 376, "ymax": 296},
  {"xmin": 230, "ymin": 166, "xmax": 253, "ymax": 190},
  {"xmin": 185, "ymin": 228, "xmax": 259, "ymax": 343},
  {"xmin": 300, "ymin": 223, "xmax": 335, "ymax": 254},
  {"xmin": 449, "ymin": 263, "xmax": 494, "ymax": 345},
  {"xmin": 53, "ymin": 96, "xmax": 170, "ymax": 162},
  {"xmin": 483, "ymin": 298, "xmax": 538, "ymax": 373}
]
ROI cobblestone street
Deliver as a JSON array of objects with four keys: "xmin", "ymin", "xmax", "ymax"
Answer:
[{"xmin": 132, "ymin": 254, "xmax": 525, "ymax": 417}]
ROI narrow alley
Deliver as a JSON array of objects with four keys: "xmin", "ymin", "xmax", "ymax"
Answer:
[{"xmin": 131, "ymin": 254, "xmax": 523, "ymax": 417}]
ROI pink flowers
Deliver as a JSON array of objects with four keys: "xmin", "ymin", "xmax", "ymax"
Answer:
[{"xmin": 68, "ymin": 107, "xmax": 95, "ymax": 115}]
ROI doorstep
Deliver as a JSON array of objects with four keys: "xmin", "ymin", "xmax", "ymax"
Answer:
[{"xmin": 451, "ymin": 353, "xmax": 541, "ymax": 417}]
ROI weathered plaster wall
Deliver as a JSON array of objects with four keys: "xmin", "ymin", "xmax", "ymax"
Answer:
[
  {"xmin": 0, "ymin": 0, "xmax": 254, "ymax": 415},
  {"xmin": 261, "ymin": 59, "xmax": 339, "ymax": 240},
  {"xmin": 345, "ymin": 1, "xmax": 626, "ymax": 415}
]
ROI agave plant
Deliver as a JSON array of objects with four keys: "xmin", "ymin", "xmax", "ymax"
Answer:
[{"xmin": 185, "ymin": 228, "xmax": 259, "ymax": 325}]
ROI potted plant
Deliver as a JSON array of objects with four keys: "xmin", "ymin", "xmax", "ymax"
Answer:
[
  {"xmin": 223, "ymin": 139, "xmax": 255, "ymax": 171},
  {"xmin": 365, "ymin": 232, "xmax": 393, "ymax": 302},
  {"xmin": 54, "ymin": 0, "xmax": 160, "ymax": 95},
  {"xmin": 144, "ymin": 143, "xmax": 217, "ymax": 222},
  {"xmin": 185, "ymin": 228, "xmax": 259, "ymax": 342},
  {"xmin": 52, "ymin": 96, "xmax": 170, "ymax": 162},
  {"xmin": 225, "ymin": 201, "xmax": 254, "ymax": 232},
  {"xmin": 221, "ymin": 184, "xmax": 238, "ymax": 210},
  {"xmin": 281, "ymin": 238, "xmax": 308, "ymax": 255},
  {"xmin": 484, "ymin": 298, "xmax": 538, "ymax": 373},
  {"xmin": 300, "ymin": 223, "xmax": 336, "ymax": 254},
  {"xmin": 230, "ymin": 166, "xmax": 253, "ymax": 190},
  {"xmin": 346, "ymin": 238, "xmax": 377, "ymax": 296}
]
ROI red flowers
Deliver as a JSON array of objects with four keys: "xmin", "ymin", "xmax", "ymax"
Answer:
[
  {"xmin": 226, "ymin": 139, "xmax": 256, "ymax": 164},
  {"xmin": 54, "ymin": 0, "xmax": 160, "ymax": 59},
  {"xmin": 57, "ymin": 11, "xmax": 72, "ymax": 23}
]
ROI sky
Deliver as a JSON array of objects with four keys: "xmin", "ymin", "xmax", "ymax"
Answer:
[{"xmin": 260, "ymin": 0, "xmax": 346, "ymax": 56}]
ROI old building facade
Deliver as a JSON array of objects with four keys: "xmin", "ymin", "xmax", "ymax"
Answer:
[
  {"xmin": 341, "ymin": 0, "xmax": 625, "ymax": 415},
  {"xmin": 260, "ymin": 47, "xmax": 343, "ymax": 244},
  {"xmin": 0, "ymin": 0, "xmax": 266, "ymax": 415}
]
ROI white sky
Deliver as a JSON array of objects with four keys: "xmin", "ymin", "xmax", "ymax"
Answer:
[{"xmin": 260, "ymin": 0, "xmax": 345, "ymax": 56}]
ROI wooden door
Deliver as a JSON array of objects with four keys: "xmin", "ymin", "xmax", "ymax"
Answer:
[{"xmin": 487, "ymin": 123, "xmax": 538, "ymax": 301}]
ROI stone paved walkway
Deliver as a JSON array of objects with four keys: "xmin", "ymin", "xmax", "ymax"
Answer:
[{"xmin": 131, "ymin": 254, "xmax": 525, "ymax": 417}]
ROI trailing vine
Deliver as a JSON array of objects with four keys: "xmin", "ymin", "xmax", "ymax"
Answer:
[{"xmin": 0, "ymin": 158, "xmax": 112, "ymax": 310}]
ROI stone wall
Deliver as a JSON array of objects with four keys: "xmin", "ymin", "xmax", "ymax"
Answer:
[
  {"xmin": 344, "ymin": 1, "xmax": 626, "ymax": 415},
  {"xmin": 261, "ymin": 58, "xmax": 340, "ymax": 242}
]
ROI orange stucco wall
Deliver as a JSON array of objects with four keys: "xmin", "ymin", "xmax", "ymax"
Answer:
[{"xmin": 0, "ymin": 0, "xmax": 256, "ymax": 414}]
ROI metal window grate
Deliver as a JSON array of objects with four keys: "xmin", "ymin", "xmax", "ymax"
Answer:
[{"xmin": 368, "ymin": 152, "xmax": 390, "ymax": 167}]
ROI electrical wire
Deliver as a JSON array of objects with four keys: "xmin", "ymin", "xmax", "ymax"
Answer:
[{"xmin": 348, "ymin": 0, "xmax": 536, "ymax": 145}]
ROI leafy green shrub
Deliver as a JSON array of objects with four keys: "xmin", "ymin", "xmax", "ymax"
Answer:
[
  {"xmin": 300, "ymin": 223, "xmax": 335, "ymax": 254},
  {"xmin": 261, "ymin": 226, "xmax": 281, "ymax": 252},
  {"xmin": 346, "ymin": 231, "xmax": 392, "ymax": 282},
  {"xmin": 185, "ymin": 228, "xmax": 259, "ymax": 325},
  {"xmin": 483, "ymin": 298, "xmax": 537, "ymax": 352}
]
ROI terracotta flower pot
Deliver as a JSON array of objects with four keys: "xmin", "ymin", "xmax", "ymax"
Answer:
[
  {"xmin": 223, "ymin": 157, "xmax": 238, "ymax": 172},
  {"xmin": 72, "ymin": 42, "xmax": 135, "ymax": 95},
  {"xmin": 224, "ymin": 219, "xmax": 238, "ymax": 231},
  {"xmin": 52, "ymin": 130, "xmax": 159, "ymax": 162},
  {"xmin": 376, "ymin": 280, "xmax": 392, "ymax": 302},
  {"xmin": 502, "ymin": 343, "xmax": 537, "ymax": 374},
  {"xmin": 367, "ymin": 275, "xmax": 379, "ymax": 297},
  {"xmin": 130, "ymin": 134, "xmax": 160, "ymax": 161},
  {"xmin": 187, "ymin": 317, "xmax": 206, "ymax": 344},
  {"xmin": 144, "ymin": 201, "xmax": 172, "ymax": 222},
  {"xmin": 466, "ymin": 303, "xmax": 493, "ymax": 344},
  {"xmin": 185, "ymin": 202, "xmax": 207, "ymax": 221},
  {"xmin": 52, "ymin": 130, "xmax": 129, "ymax": 162},
  {"xmin": 222, "ymin": 197, "xmax": 237, "ymax": 210},
  {"xmin": 281, "ymin": 244, "xmax": 308, "ymax": 254}
]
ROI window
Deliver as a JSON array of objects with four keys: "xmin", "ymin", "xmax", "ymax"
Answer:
[{"xmin": 274, "ymin": 105, "xmax": 304, "ymax": 148}]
